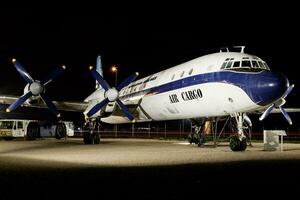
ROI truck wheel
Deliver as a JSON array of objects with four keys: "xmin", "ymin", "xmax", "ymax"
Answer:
[
  {"xmin": 55, "ymin": 123, "xmax": 67, "ymax": 139},
  {"xmin": 27, "ymin": 122, "xmax": 39, "ymax": 140}
]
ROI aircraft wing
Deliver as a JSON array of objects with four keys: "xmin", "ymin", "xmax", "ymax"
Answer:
[
  {"xmin": 271, "ymin": 108, "xmax": 300, "ymax": 113},
  {"xmin": 0, "ymin": 95, "xmax": 88, "ymax": 112}
]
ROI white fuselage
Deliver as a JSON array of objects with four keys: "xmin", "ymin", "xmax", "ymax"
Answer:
[{"xmin": 87, "ymin": 52, "xmax": 287, "ymax": 124}]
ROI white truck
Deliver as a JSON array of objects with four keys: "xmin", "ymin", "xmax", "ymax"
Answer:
[{"xmin": 0, "ymin": 119, "xmax": 74, "ymax": 140}]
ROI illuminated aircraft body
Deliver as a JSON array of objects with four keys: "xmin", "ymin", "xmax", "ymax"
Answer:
[
  {"xmin": 83, "ymin": 47, "xmax": 297, "ymax": 150},
  {"xmin": 1, "ymin": 47, "xmax": 298, "ymax": 151}
]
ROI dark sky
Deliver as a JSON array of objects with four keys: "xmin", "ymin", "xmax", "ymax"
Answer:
[{"xmin": 0, "ymin": 5, "xmax": 299, "ymax": 107}]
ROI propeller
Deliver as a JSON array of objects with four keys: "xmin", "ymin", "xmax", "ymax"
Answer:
[
  {"xmin": 6, "ymin": 58, "xmax": 65, "ymax": 117},
  {"xmin": 86, "ymin": 66, "xmax": 139, "ymax": 121},
  {"xmin": 259, "ymin": 84, "xmax": 294, "ymax": 125}
]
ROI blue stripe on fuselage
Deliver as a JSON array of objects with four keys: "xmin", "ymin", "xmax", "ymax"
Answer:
[{"xmin": 120, "ymin": 70, "xmax": 287, "ymax": 106}]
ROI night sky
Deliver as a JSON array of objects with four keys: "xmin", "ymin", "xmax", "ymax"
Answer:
[{"xmin": 0, "ymin": 5, "xmax": 299, "ymax": 107}]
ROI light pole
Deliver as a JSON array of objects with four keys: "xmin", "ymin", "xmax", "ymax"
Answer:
[{"xmin": 111, "ymin": 65, "xmax": 118, "ymax": 85}]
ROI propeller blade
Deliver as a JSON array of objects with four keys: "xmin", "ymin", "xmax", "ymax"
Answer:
[
  {"xmin": 243, "ymin": 114, "xmax": 252, "ymax": 127},
  {"xmin": 89, "ymin": 67, "xmax": 110, "ymax": 91},
  {"xmin": 40, "ymin": 94, "xmax": 60, "ymax": 117},
  {"xmin": 116, "ymin": 99, "xmax": 134, "ymax": 121},
  {"xmin": 282, "ymin": 84, "xmax": 294, "ymax": 99},
  {"xmin": 6, "ymin": 91, "xmax": 33, "ymax": 112},
  {"xmin": 86, "ymin": 98, "xmax": 109, "ymax": 117},
  {"xmin": 12, "ymin": 59, "xmax": 34, "ymax": 84},
  {"xmin": 259, "ymin": 104, "xmax": 275, "ymax": 121},
  {"xmin": 42, "ymin": 65, "xmax": 66, "ymax": 85},
  {"xmin": 116, "ymin": 72, "xmax": 139, "ymax": 90},
  {"xmin": 279, "ymin": 107, "xmax": 292, "ymax": 125}
]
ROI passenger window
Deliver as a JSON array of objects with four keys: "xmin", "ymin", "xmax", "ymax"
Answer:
[
  {"xmin": 180, "ymin": 71, "xmax": 185, "ymax": 77},
  {"xmin": 225, "ymin": 58, "xmax": 230, "ymax": 61},
  {"xmin": 171, "ymin": 74, "xmax": 175, "ymax": 80},
  {"xmin": 251, "ymin": 61, "xmax": 259, "ymax": 68},
  {"xmin": 18, "ymin": 121, "xmax": 23, "ymax": 129},
  {"xmin": 233, "ymin": 61, "xmax": 240, "ymax": 68},
  {"xmin": 226, "ymin": 61, "xmax": 233, "ymax": 68},
  {"xmin": 221, "ymin": 62, "xmax": 227, "ymax": 69},
  {"xmin": 188, "ymin": 68, "xmax": 193, "ymax": 75},
  {"xmin": 241, "ymin": 61, "xmax": 251, "ymax": 68}
]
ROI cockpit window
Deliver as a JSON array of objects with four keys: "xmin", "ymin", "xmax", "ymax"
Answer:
[
  {"xmin": 226, "ymin": 61, "xmax": 233, "ymax": 68},
  {"xmin": 233, "ymin": 61, "xmax": 240, "ymax": 68},
  {"xmin": 221, "ymin": 62, "xmax": 227, "ymax": 69},
  {"xmin": 258, "ymin": 61, "xmax": 265, "ymax": 69},
  {"xmin": 222, "ymin": 57, "xmax": 270, "ymax": 72},
  {"xmin": 251, "ymin": 61, "xmax": 259, "ymax": 68},
  {"xmin": 263, "ymin": 62, "xmax": 270, "ymax": 70},
  {"xmin": 241, "ymin": 60, "xmax": 251, "ymax": 68}
]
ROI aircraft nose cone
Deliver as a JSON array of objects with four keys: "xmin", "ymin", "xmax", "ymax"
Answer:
[{"xmin": 250, "ymin": 71, "xmax": 289, "ymax": 106}]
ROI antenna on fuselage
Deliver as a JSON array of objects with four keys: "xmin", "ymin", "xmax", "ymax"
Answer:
[
  {"xmin": 220, "ymin": 47, "xmax": 229, "ymax": 52},
  {"xmin": 233, "ymin": 46, "xmax": 246, "ymax": 53}
]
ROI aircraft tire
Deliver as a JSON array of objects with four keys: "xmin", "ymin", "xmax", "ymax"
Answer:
[
  {"xmin": 229, "ymin": 136, "xmax": 240, "ymax": 151},
  {"xmin": 83, "ymin": 133, "xmax": 94, "ymax": 144},
  {"xmin": 93, "ymin": 132, "xmax": 100, "ymax": 144},
  {"xmin": 239, "ymin": 138, "xmax": 247, "ymax": 151},
  {"xmin": 187, "ymin": 133, "xmax": 193, "ymax": 144}
]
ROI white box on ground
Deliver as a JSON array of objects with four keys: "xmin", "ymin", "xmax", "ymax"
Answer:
[{"xmin": 263, "ymin": 130, "xmax": 287, "ymax": 151}]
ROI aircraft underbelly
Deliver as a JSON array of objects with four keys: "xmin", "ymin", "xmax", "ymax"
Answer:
[{"xmin": 141, "ymin": 83, "xmax": 258, "ymax": 121}]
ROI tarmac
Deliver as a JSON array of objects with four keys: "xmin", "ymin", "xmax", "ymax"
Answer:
[{"xmin": 1, "ymin": 138, "xmax": 300, "ymax": 198}]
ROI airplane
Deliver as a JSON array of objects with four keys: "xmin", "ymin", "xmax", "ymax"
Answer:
[
  {"xmin": 81, "ymin": 46, "xmax": 298, "ymax": 151},
  {"xmin": 1, "ymin": 47, "xmax": 298, "ymax": 151}
]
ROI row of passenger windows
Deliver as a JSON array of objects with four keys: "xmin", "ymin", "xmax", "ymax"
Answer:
[
  {"xmin": 120, "ymin": 76, "xmax": 157, "ymax": 95},
  {"xmin": 221, "ymin": 59, "xmax": 270, "ymax": 70},
  {"xmin": 171, "ymin": 68, "xmax": 194, "ymax": 80}
]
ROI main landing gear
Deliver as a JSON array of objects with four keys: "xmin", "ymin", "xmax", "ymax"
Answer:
[
  {"xmin": 188, "ymin": 113, "xmax": 252, "ymax": 152},
  {"xmin": 83, "ymin": 119, "xmax": 101, "ymax": 145},
  {"xmin": 188, "ymin": 119, "xmax": 206, "ymax": 146},
  {"xmin": 229, "ymin": 113, "xmax": 251, "ymax": 151}
]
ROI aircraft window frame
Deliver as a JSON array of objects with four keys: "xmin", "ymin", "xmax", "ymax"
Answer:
[
  {"xmin": 230, "ymin": 58, "xmax": 234, "ymax": 60},
  {"xmin": 225, "ymin": 58, "xmax": 230, "ymax": 61},
  {"xmin": 241, "ymin": 60, "xmax": 251, "ymax": 68},
  {"xmin": 251, "ymin": 60, "xmax": 259, "ymax": 68},
  {"xmin": 263, "ymin": 62, "xmax": 270, "ymax": 70},
  {"xmin": 258, "ymin": 61, "xmax": 265, "ymax": 69},
  {"xmin": 232, "ymin": 61, "xmax": 240, "ymax": 68},
  {"xmin": 225, "ymin": 61, "xmax": 233, "ymax": 68},
  {"xmin": 180, "ymin": 71, "xmax": 185, "ymax": 77},
  {"xmin": 150, "ymin": 76, "xmax": 157, "ymax": 81},
  {"xmin": 188, "ymin": 68, "xmax": 193, "ymax": 75},
  {"xmin": 221, "ymin": 62, "xmax": 227, "ymax": 69},
  {"xmin": 171, "ymin": 74, "xmax": 175, "ymax": 80}
]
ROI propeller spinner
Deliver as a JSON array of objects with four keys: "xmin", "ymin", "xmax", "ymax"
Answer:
[
  {"xmin": 6, "ymin": 58, "xmax": 65, "ymax": 117},
  {"xmin": 86, "ymin": 66, "xmax": 139, "ymax": 121},
  {"xmin": 259, "ymin": 84, "xmax": 295, "ymax": 125}
]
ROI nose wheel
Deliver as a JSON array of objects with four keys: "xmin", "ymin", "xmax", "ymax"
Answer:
[{"xmin": 229, "ymin": 136, "xmax": 247, "ymax": 151}]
